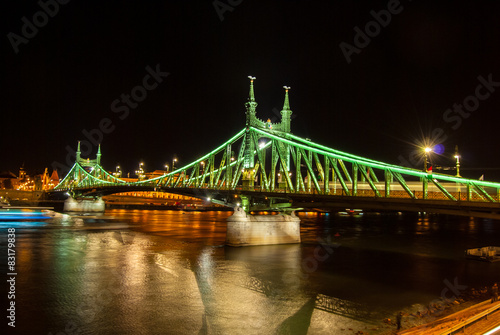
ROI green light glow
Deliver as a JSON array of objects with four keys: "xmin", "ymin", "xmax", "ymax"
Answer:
[
  {"xmin": 55, "ymin": 125, "xmax": 500, "ymax": 201},
  {"xmin": 253, "ymin": 127, "xmax": 500, "ymax": 189}
]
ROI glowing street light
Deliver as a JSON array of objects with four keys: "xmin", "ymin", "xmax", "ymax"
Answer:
[
  {"xmin": 135, "ymin": 162, "xmax": 145, "ymax": 180},
  {"xmin": 113, "ymin": 165, "xmax": 122, "ymax": 178},
  {"xmin": 172, "ymin": 158, "xmax": 177, "ymax": 171},
  {"xmin": 424, "ymin": 147, "xmax": 432, "ymax": 172},
  {"xmin": 454, "ymin": 145, "xmax": 461, "ymax": 177}
]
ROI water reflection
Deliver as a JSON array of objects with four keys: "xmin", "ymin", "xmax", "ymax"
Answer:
[{"xmin": 4, "ymin": 209, "xmax": 500, "ymax": 334}]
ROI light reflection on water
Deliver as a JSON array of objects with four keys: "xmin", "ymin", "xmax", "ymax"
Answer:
[{"xmin": 2, "ymin": 210, "xmax": 500, "ymax": 334}]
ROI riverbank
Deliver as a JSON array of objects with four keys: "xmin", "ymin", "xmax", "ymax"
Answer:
[
  {"xmin": 367, "ymin": 287, "xmax": 499, "ymax": 334},
  {"xmin": 398, "ymin": 299, "xmax": 500, "ymax": 334}
]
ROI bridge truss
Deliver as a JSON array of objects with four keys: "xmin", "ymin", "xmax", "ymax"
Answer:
[
  {"xmin": 53, "ymin": 77, "xmax": 500, "ymax": 215},
  {"xmin": 55, "ymin": 127, "xmax": 500, "ymax": 205}
]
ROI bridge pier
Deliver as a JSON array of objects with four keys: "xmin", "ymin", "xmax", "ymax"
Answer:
[
  {"xmin": 63, "ymin": 196, "xmax": 105, "ymax": 213},
  {"xmin": 226, "ymin": 207, "xmax": 301, "ymax": 247}
]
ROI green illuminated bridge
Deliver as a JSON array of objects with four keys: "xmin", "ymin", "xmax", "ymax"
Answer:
[{"xmin": 50, "ymin": 77, "xmax": 500, "ymax": 219}]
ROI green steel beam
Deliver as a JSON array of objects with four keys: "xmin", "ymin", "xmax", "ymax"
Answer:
[
  {"xmin": 384, "ymin": 170, "xmax": 392, "ymax": 197},
  {"xmin": 313, "ymin": 152, "xmax": 325, "ymax": 181},
  {"xmin": 214, "ymin": 151, "xmax": 227, "ymax": 188},
  {"xmin": 430, "ymin": 178, "xmax": 456, "ymax": 201},
  {"xmin": 359, "ymin": 164, "xmax": 380, "ymax": 197},
  {"xmin": 232, "ymin": 140, "xmax": 246, "ymax": 188},
  {"xmin": 369, "ymin": 167, "xmax": 379, "ymax": 183},
  {"xmin": 276, "ymin": 141, "xmax": 294, "ymax": 192},
  {"xmin": 392, "ymin": 171, "xmax": 416, "ymax": 199},
  {"xmin": 338, "ymin": 160, "xmax": 352, "ymax": 183},
  {"xmin": 290, "ymin": 146, "xmax": 305, "ymax": 192},
  {"xmin": 352, "ymin": 163, "xmax": 358, "ymax": 196},
  {"xmin": 299, "ymin": 147, "xmax": 321, "ymax": 193},
  {"xmin": 225, "ymin": 144, "xmax": 232, "ymax": 190},
  {"xmin": 251, "ymin": 131, "xmax": 270, "ymax": 191},
  {"xmin": 324, "ymin": 155, "xmax": 330, "ymax": 195},
  {"xmin": 473, "ymin": 183, "xmax": 496, "ymax": 202},
  {"xmin": 422, "ymin": 177, "xmax": 428, "ymax": 199},
  {"xmin": 329, "ymin": 157, "xmax": 350, "ymax": 195},
  {"xmin": 271, "ymin": 141, "xmax": 278, "ymax": 191}
]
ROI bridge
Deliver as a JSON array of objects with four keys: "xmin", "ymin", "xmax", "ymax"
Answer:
[{"xmin": 48, "ymin": 77, "xmax": 500, "ymax": 244}]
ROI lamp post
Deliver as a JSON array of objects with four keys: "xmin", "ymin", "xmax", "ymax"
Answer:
[
  {"xmin": 424, "ymin": 147, "xmax": 432, "ymax": 172},
  {"xmin": 172, "ymin": 158, "xmax": 177, "ymax": 171},
  {"xmin": 454, "ymin": 145, "xmax": 461, "ymax": 177},
  {"xmin": 164, "ymin": 164, "xmax": 169, "ymax": 172},
  {"xmin": 113, "ymin": 165, "xmax": 121, "ymax": 178},
  {"xmin": 135, "ymin": 162, "xmax": 145, "ymax": 180}
]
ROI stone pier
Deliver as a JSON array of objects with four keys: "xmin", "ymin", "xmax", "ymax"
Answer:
[
  {"xmin": 226, "ymin": 207, "xmax": 301, "ymax": 246},
  {"xmin": 63, "ymin": 197, "xmax": 105, "ymax": 212}
]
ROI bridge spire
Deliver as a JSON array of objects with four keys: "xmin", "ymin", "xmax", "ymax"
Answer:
[
  {"xmin": 280, "ymin": 86, "xmax": 292, "ymax": 133},
  {"xmin": 96, "ymin": 144, "xmax": 101, "ymax": 164},
  {"xmin": 245, "ymin": 76, "xmax": 258, "ymax": 127},
  {"xmin": 248, "ymin": 76, "xmax": 256, "ymax": 102},
  {"xmin": 76, "ymin": 141, "xmax": 81, "ymax": 161}
]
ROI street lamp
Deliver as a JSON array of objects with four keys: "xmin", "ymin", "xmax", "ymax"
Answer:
[
  {"xmin": 454, "ymin": 145, "xmax": 461, "ymax": 177},
  {"xmin": 172, "ymin": 158, "xmax": 177, "ymax": 171},
  {"xmin": 135, "ymin": 162, "xmax": 145, "ymax": 180},
  {"xmin": 113, "ymin": 165, "xmax": 122, "ymax": 178},
  {"xmin": 424, "ymin": 147, "xmax": 432, "ymax": 172},
  {"xmin": 164, "ymin": 164, "xmax": 169, "ymax": 172}
]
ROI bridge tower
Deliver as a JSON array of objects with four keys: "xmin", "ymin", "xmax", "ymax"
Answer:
[
  {"xmin": 241, "ymin": 77, "xmax": 295, "ymax": 190},
  {"xmin": 63, "ymin": 142, "xmax": 105, "ymax": 212},
  {"xmin": 242, "ymin": 76, "xmax": 258, "ymax": 189},
  {"xmin": 278, "ymin": 86, "xmax": 292, "ymax": 188}
]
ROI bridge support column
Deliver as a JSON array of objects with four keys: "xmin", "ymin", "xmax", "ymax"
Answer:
[
  {"xmin": 63, "ymin": 196, "xmax": 105, "ymax": 213},
  {"xmin": 242, "ymin": 169, "xmax": 255, "ymax": 190},
  {"xmin": 226, "ymin": 207, "xmax": 301, "ymax": 246},
  {"xmin": 422, "ymin": 177, "xmax": 428, "ymax": 199}
]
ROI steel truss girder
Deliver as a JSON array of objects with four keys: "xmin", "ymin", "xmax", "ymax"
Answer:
[{"xmin": 55, "ymin": 127, "xmax": 500, "ymax": 206}]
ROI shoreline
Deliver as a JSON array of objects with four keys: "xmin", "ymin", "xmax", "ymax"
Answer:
[{"xmin": 367, "ymin": 287, "xmax": 497, "ymax": 334}]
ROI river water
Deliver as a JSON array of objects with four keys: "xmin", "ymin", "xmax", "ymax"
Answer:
[{"xmin": 2, "ymin": 209, "xmax": 500, "ymax": 334}]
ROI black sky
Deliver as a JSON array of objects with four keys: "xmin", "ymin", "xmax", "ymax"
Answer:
[{"xmin": 1, "ymin": 0, "xmax": 500, "ymax": 180}]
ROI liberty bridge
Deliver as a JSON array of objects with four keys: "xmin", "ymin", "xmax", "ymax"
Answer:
[{"xmin": 47, "ymin": 77, "xmax": 500, "ymax": 245}]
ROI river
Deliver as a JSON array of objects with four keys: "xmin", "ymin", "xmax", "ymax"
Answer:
[{"xmin": 1, "ymin": 209, "xmax": 500, "ymax": 334}]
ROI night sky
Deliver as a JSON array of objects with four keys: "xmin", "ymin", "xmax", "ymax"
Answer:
[{"xmin": 2, "ymin": 1, "xmax": 500, "ymax": 180}]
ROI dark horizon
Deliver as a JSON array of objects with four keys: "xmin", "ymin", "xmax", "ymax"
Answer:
[{"xmin": 2, "ymin": 1, "xmax": 500, "ymax": 180}]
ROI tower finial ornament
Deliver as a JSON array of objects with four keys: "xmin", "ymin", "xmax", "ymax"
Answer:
[
  {"xmin": 248, "ymin": 76, "xmax": 256, "ymax": 102},
  {"xmin": 282, "ymin": 86, "xmax": 291, "ymax": 111},
  {"xmin": 280, "ymin": 86, "xmax": 292, "ymax": 133},
  {"xmin": 96, "ymin": 144, "xmax": 102, "ymax": 164},
  {"xmin": 76, "ymin": 141, "xmax": 81, "ymax": 161},
  {"xmin": 245, "ymin": 76, "xmax": 258, "ymax": 126}
]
